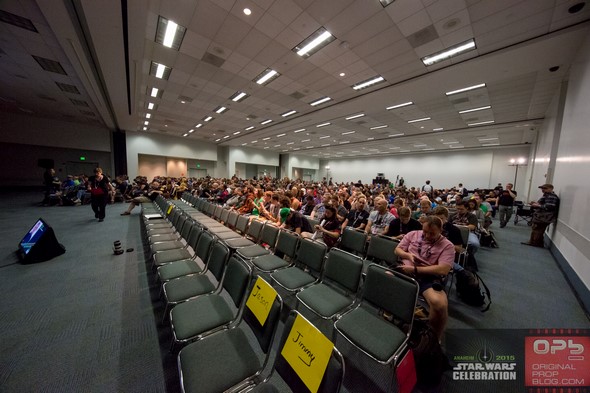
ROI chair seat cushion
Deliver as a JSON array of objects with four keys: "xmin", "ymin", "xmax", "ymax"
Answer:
[
  {"xmin": 336, "ymin": 307, "xmax": 406, "ymax": 362},
  {"xmin": 158, "ymin": 260, "xmax": 203, "ymax": 282},
  {"xmin": 252, "ymin": 254, "xmax": 289, "ymax": 272},
  {"xmin": 271, "ymin": 268, "xmax": 316, "ymax": 291},
  {"xmin": 213, "ymin": 231, "xmax": 242, "ymax": 240},
  {"xmin": 148, "ymin": 233, "xmax": 178, "ymax": 243},
  {"xmin": 147, "ymin": 227, "xmax": 176, "ymax": 236},
  {"xmin": 224, "ymin": 238, "xmax": 255, "ymax": 249},
  {"xmin": 171, "ymin": 295, "xmax": 235, "ymax": 341},
  {"xmin": 236, "ymin": 245, "xmax": 269, "ymax": 259},
  {"xmin": 154, "ymin": 249, "xmax": 192, "ymax": 266},
  {"xmin": 164, "ymin": 275, "xmax": 216, "ymax": 303},
  {"xmin": 297, "ymin": 284, "xmax": 353, "ymax": 318},
  {"xmin": 179, "ymin": 328, "xmax": 261, "ymax": 393},
  {"xmin": 151, "ymin": 241, "xmax": 184, "ymax": 253}
]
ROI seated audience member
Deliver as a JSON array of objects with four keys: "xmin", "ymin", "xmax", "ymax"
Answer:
[
  {"xmin": 304, "ymin": 206, "xmax": 341, "ymax": 249},
  {"xmin": 279, "ymin": 203, "xmax": 313, "ymax": 235},
  {"xmin": 395, "ymin": 216, "xmax": 455, "ymax": 340},
  {"xmin": 341, "ymin": 197, "xmax": 370, "ymax": 230},
  {"xmin": 310, "ymin": 193, "xmax": 330, "ymax": 221},
  {"xmin": 448, "ymin": 201, "xmax": 480, "ymax": 268},
  {"xmin": 365, "ymin": 197, "xmax": 395, "ymax": 236},
  {"xmin": 412, "ymin": 198, "xmax": 434, "ymax": 222},
  {"xmin": 389, "ymin": 198, "xmax": 404, "ymax": 218},
  {"xmin": 385, "ymin": 206, "xmax": 422, "ymax": 240},
  {"xmin": 299, "ymin": 195, "xmax": 315, "ymax": 216},
  {"xmin": 485, "ymin": 191, "xmax": 498, "ymax": 218},
  {"xmin": 120, "ymin": 181, "xmax": 163, "ymax": 215},
  {"xmin": 433, "ymin": 206, "xmax": 463, "ymax": 254},
  {"xmin": 474, "ymin": 194, "xmax": 493, "ymax": 229}
]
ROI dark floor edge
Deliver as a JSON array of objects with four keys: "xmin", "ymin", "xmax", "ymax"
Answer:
[{"xmin": 549, "ymin": 238, "xmax": 590, "ymax": 320}]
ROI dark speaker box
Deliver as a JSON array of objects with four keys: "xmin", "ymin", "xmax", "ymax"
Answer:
[{"xmin": 17, "ymin": 218, "xmax": 66, "ymax": 264}]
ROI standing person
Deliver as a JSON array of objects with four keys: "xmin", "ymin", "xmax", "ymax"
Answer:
[
  {"xmin": 522, "ymin": 184, "xmax": 560, "ymax": 248},
  {"xmin": 88, "ymin": 167, "xmax": 112, "ymax": 222},
  {"xmin": 42, "ymin": 168, "xmax": 61, "ymax": 205},
  {"xmin": 496, "ymin": 183, "xmax": 517, "ymax": 228},
  {"xmin": 422, "ymin": 180, "xmax": 433, "ymax": 198}
]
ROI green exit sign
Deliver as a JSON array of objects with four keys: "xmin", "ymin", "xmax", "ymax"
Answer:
[
  {"xmin": 196, "ymin": 164, "xmax": 200, "ymax": 168},
  {"xmin": 80, "ymin": 156, "xmax": 86, "ymax": 161}
]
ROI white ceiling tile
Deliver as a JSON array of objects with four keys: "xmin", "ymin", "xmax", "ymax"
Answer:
[
  {"xmin": 157, "ymin": 0, "xmax": 198, "ymax": 26},
  {"xmin": 439, "ymin": 25, "xmax": 475, "ymax": 47},
  {"xmin": 234, "ymin": 28, "xmax": 272, "ymax": 58},
  {"xmin": 255, "ymin": 11, "xmax": 287, "ymax": 39},
  {"xmin": 426, "ymin": 0, "xmax": 468, "ymax": 23},
  {"xmin": 189, "ymin": 1, "xmax": 227, "ymax": 40},
  {"xmin": 397, "ymin": 9, "xmax": 434, "ymax": 37},
  {"xmin": 385, "ymin": 0, "xmax": 426, "ymax": 23},
  {"xmin": 268, "ymin": 0, "xmax": 304, "ymax": 25},
  {"xmin": 275, "ymin": 26, "xmax": 304, "ymax": 49},
  {"xmin": 214, "ymin": 14, "xmax": 253, "ymax": 51},
  {"xmin": 288, "ymin": 11, "xmax": 322, "ymax": 37},
  {"xmin": 433, "ymin": 9, "xmax": 472, "ymax": 37},
  {"xmin": 414, "ymin": 38, "xmax": 445, "ymax": 58}
]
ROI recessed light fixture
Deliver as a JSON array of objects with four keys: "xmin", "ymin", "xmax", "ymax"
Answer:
[
  {"xmin": 262, "ymin": 137, "xmax": 271, "ymax": 141},
  {"xmin": 306, "ymin": 146, "xmax": 314, "ymax": 148},
  {"xmin": 408, "ymin": 117, "xmax": 431, "ymax": 123},
  {"xmin": 459, "ymin": 105, "xmax": 491, "ymax": 114},
  {"xmin": 150, "ymin": 88, "xmax": 159, "ymax": 97},
  {"xmin": 281, "ymin": 110, "xmax": 297, "ymax": 117},
  {"xmin": 468, "ymin": 120, "xmax": 495, "ymax": 126},
  {"xmin": 339, "ymin": 72, "xmax": 345, "ymax": 77},
  {"xmin": 450, "ymin": 145, "xmax": 464, "ymax": 148},
  {"xmin": 479, "ymin": 137, "xmax": 498, "ymax": 141},
  {"xmin": 389, "ymin": 147, "xmax": 400, "ymax": 149},
  {"xmin": 339, "ymin": 141, "xmax": 350, "ymax": 144},
  {"xmin": 433, "ymin": 128, "xmax": 444, "ymax": 131},
  {"xmin": 143, "ymin": 127, "xmax": 147, "ymax": 131},
  {"xmin": 293, "ymin": 27, "xmax": 335, "ymax": 58},
  {"xmin": 204, "ymin": 116, "xmax": 213, "ymax": 122},
  {"xmin": 241, "ymin": 143, "xmax": 247, "ymax": 146},
  {"xmin": 367, "ymin": 137, "xmax": 375, "ymax": 141},
  {"xmin": 443, "ymin": 141, "xmax": 460, "ymax": 144},
  {"xmin": 321, "ymin": 144, "xmax": 331, "ymax": 147},
  {"xmin": 370, "ymin": 125, "xmax": 387, "ymax": 130},
  {"xmin": 254, "ymin": 68, "xmax": 280, "ymax": 85},
  {"xmin": 146, "ymin": 113, "xmax": 151, "ymax": 119},
  {"xmin": 446, "ymin": 83, "xmax": 486, "ymax": 96},
  {"xmin": 388, "ymin": 133, "xmax": 405, "ymax": 137},
  {"xmin": 230, "ymin": 91, "xmax": 248, "ymax": 102},
  {"xmin": 352, "ymin": 75, "xmax": 385, "ymax": 90},
  {"xmin": 274, "ymin": 145, "xmax": 281, "ymax": 147},
  {"xmin": 233, "ymin": 131, "xmax": 241, "ymax": 135},
  {"xmin": 223, "ymin": 135, "xmax": 230, "ymax": 139},
  {"xmin": 386, "ymin": 101, "xmax": 413, "ymax": 110},
  {"xmin": 243, "ymin": 8, "xmax": 251, "ymax": 15},
  {"xmin": 301, "ymin": 139, "xmax": 310, "ymax": 142},
  {"xmin": 155, "ymin": 16, "xmax": 186, "ymax": 50},
  {"xmin": 414, "ymin": 144, "xmax": 428, "ymax": 147},
  {"xmin": 214, "ymin": 106, "xmax": 227, "ymax": 114},
  {"xmin": 150, "ymin": 62, "xmax": 171, "ymax": 80},
  {"xmin": 215, "ymin": 138, "xmax": 221, "ymax": 142},
  {"xmin": 309, "ymin": 97, "xmax": 331, "ymax": 106},
  {"xmin": 260, "ymin": 119, "xmax": 272, "ymax": 125},
  {"xmin": 144, "ymin": 121, "xmax": 149, "ymax": 125},
  {"xmin": 345, "ymin": 113, "xmax": 365, "ymax": 120},
  {"xmin": 482, "ymin": 143, "xmax": 499, "ymax": 146},
  {"xmin": 147, "ymin": 103, "xmax": 155, "ymax": 110},
  {"xmin": 276, "ymin": 133, "xmax": 286, "ymax": 137},
  {"xmin": 287, "ymin": 142, "xmax": 294, "ymax": 145},
  {"xmin": 316, "ymin": 122, "xmax": 330, "ymax": 128},
  {"xmin": 421, "ymin": 38, "xmax": 476, "ymax": 66},
  {"xmin": 245, "ymin": 126, "xmax": 255, "ymax": 131},
  {"xmin": 341, "ymin": 131, "xmax": 355, "ymax": 135},
  {"xmin": 293, "ymin": 129, "xmax": 305, "ymax": 133},
  {"xmin": 195, "ymin": 123, "xmax": 203, "ymax": 128},
  {"xmin": 251, "ymin": 140, "xmax": 258, "ymax": 143},
  {"xmin": 319, "ymin": 135, "xmax": 330, "ymax": 139},
  {"xmin": 188, "ymin": 129, "xmax": 194, "ymax": 133},
  {"xmin": 183, "ymin": 133, "xmax": 188, "ymax": 137}
]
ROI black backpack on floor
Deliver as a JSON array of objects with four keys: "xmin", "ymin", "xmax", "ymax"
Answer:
[{"xmin": 455, "ymin": 269, "xmax": 491, "ymax": 312}]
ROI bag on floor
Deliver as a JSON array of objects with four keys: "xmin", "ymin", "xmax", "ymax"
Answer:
[
  {"xmin": 408, "ymin": 319, "xmax": 450, "ymax": 387},
  {"xmin": 455, "ymin": 269, "xmax": 491, "ymax": 312},
  {"xmin": 480, "ymin": 231, "xmax": 499, "ymax": 248}
]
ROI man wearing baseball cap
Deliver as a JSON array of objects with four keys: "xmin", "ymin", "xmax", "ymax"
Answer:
[{"xmin": 521, "ymin": 184, "xmax": 560, "ymax": 247}]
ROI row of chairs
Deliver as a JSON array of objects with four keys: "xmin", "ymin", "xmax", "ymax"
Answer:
[{"xmin": 140, "ymin": 195, "xmax": 421, "ymax": 392}]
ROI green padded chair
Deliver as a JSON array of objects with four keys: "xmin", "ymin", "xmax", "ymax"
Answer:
[
  {"xmin": 270, "ymin": 238, "xmax": 328, "ymax": 293},
  {"xmin": 169, "ymin": 255, "xmax": 252, "ymax": 350},
  {"xmin": 235, "ymin": 222, "xmax": 279, "ymax": 261},
  {"xmin": 363, "ymin": 234, "xmax": 399, "ymax": 273},
  {"xmin": 249, "ymin": 229, "xmax": 300, "ymax": 273},
  {"xmin": 156, "ymin": 229, "xmax": 212, "ymax": 283},
  {"xmin": 334, "ymin": 264, "xmax": 418, "ymax": 366},
  {"xmin": 248, "ymin": 311, "xmax": 345, "ymax": 393},
  {"xmin": 150, "ymin": 220, "xmax": 196, "ymax": 254},
  {"xmin": 222, "ymin": 216, "xmax": 261, "ymax": 250},
  {"xmin": 339, "ymin": 227, "xmax": 368, "ymax": 257},
  {"xmin": 177, "ymin": 276, "xmax": 283, "ymax": 393},
  {"xmin": 296, "ymin": 248, "xmax": 363, "ymax": 320}
]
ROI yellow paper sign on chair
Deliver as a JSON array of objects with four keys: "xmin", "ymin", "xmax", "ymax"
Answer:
[
  {"xmin": 167, "ymin": 205, "xmax": 174, "ymax": 215},
  {"xmin": 281, "ymin": 314, "xmax": 335, "ymax": 393},
  {"xmin": 246, "ymin": 277, "xmax": 277, "ymax": 326}
]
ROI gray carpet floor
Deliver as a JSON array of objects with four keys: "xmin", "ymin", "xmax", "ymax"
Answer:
[{"xmin": 0, "ymin": 192, "xmax": 588, "ymax": 392}]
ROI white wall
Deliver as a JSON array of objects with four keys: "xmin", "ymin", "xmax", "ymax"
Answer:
[
  {"xmin": 138, "ymin": 154, "xmax": 166, "ymax": 178},
  {"xmin": 228, "ymin": 146, "xmax": 279, "ymax": 178},
  {"xmin": 285, "ymin": 154, "xmax": 320, "ymax": 181},
  {"xmin": 126, "ymin": 132, "xmax": 217, "ymax": 178},
  {"xmin": 321, "ymin": 147, "xmax": 530, "ymax": 191},
  {"xmin": 544, "ymin": 33, "xmax": 590, "ymax": 296}
]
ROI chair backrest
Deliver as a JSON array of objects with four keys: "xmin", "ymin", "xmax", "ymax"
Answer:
[
  {"xmin": 365, "ymin": 235, "xmax": 398, "ymax": 266},
  {"xmin": 271, "ymin": 311, "xmax": 344, "ymax": 393},
  {"xmin": 178, "ymin": 220, "xmax": 195, "ymax": 242},
  {"xmin": 340, "ymin": 227, "xmax": 367, "ymax": 256},
  {"xmin": 194, "ymin": 197, "xmax": 204, "ymax": 211},
  {"xmin": 275, "ymin": 229, "xmax": 300, "ymax": 259},
  {"xmin": 206, "ymin": 202, "xmax": 216, "ymax": 216},
  {"xmin": 226, "ymin": 210, "xmax": 239, "ymax": 229},
  {"xmin": 307, "ymin": 217, "xmax": 319, "ymax": 228},
  {"xmin": 242, "ymin": 277, "xmax": 283, "ymax": 355},
  {"xmin": 295, "ymin": 239, "xmax": 327, "ymax": 273},
  {"xmin": 323, "ymin": 248, "xmax": 363, "ymax": 294},
  {"xmin": 195, "ymin": 230, "xmax": 215, "ymax": 261},
  {"xmin": 219, "ymin": 208, "xmax": 230, "ymax": 224},
  {"xmin": 235, "ymin": 214, "xmax": 250, "ymax": 234},
  {"xmin": 213, "ymin": 205, "xmax": 223, "ymax": 220},
  {"xmin": 186, "ymin": 224, "xmax": 203, "ymax": 250},
  {"xmin": 246, "ymin": 219, "xmax": 265, "ymax": 241},
  {"xmin": 363, "ymin": 265, "xmax": 418, "ymax": 329},
  {"xmin": 206, "ymin": 241, "xmax": 230, "ymax": 283},
  {"xmin": 259, "ymin": 222, "xmax": 280, "ymax": 248},
  {"xmin": 456, "ymin": 225, "xmax": 469, "ymax": 247},
  {"xmin": 174, "ymin": 214, "xmax": 188, "ymax": 233},
  {"xmin": 222, "ymin": 256, "xmax": 252, "ymax": 308}
]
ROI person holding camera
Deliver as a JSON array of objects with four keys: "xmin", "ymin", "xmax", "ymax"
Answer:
[{"xmin": 394, "ymin": 216, "xmax": 455, "ymax": 340}]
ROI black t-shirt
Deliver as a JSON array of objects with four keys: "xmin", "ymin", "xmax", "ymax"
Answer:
[
  {"xmin": 345, "ymin": 209, "xmax": 370, "ymax": 228},
  {"xmin": 386, "ymin": 217, "xmax": 422, "ymax": 237},
  {"xmin": 498, "ymin": 189, "xmax": 517, "ymax": 206},
  {"xmin": 286, "ymin": 211, "xmax": 313, "ymax": 233},
  {"xmin": 442, "ymin": 222, "xmax": 463, "ymax": 247}
]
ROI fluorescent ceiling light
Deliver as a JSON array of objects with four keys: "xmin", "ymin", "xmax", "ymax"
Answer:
[
  {"xmin": 389, "ymin": 133, "xmax": 405, "ymax": 137},
  {"xmin": 408, "ymin": 117, "xmax": 431, "ymax": 123},
  {"xmin": 262, "ymin": 137, "xmax": 271, "ymax": 141},
  {"xmin": 147, "ymin": 103, "xmax": 154, "ymax": 110},
  {"xmin": 143, "ymin": 127, "xmax": 147, "ymax": 131},
  {"xmin": 188, "ymin": 129, "xmax": 194, "ymax": 133},
  {"xmin": 319, "ymin": 135, "xmax": 330, "ymax": 139},
  {"xmin": 345, "ymin": 113, "xmax": 365, "ymax": 120},
  {"xmin": 316, "ymin": 122, "xmax": 330, "ymax": 128},
  {"xmin": 155, "ymin": 63, "xmax": 167, "ymax": 79},
  {"xmin": 450, "ymin": 145, "xmax": 464, "ymax": 148},
  {"xmin": 309, "ymin": 97, "xmax": 331, "ymax": 106},
  {"xmin": 301, "ymin": 139, "xmax": 310, "ymax": 142},
  {"xmin": 146, "ymin": 113, "xmax": 151, "ymax": 119},
  {"xmin": 260, "ymin": 119, "xmax": 273, "ymax": 125},
  {"xmin": 370, "ymin": 125, "xmax": 387, "ymax": 130},
  {"xmin": 341, "ymin": 131, "xmax": 355, "ymax": 135},
  {"xmin": 414, "ymin": 144, "xmax": 428, "ymax": 147},
  {"xmin": 242, "ymin": 143, "xmax": 247, "ymax": 145},
  {"xmin": 216, "ymin": 138, "xmax": 221, "ymax": 142},
  {"xmin": 195, "ymin": 123, "xmax": 202, "ymax": 128},
  {"xmin": 339, "ymin": 141, "xmax": 350, "ymax": 144},
  {"xmin": 163, "ymin": 20, "xmax": 178, "ymax": 47},
  {"xmin": 446, "ymin": 83, "xmax": 486, "ymax": 96},
  {"xmin": 293, "ymin": 128, "xmax": 305, "ymax": 133},
  {"xmin": 352, "ymin": 75, "xmax": 385, "ymax": 90},
  {"xmin": 245, "ymin": 126, "xmax": 255, "ymax": 131},
  {"xmin": 156, "ymin": 16, "xmax": 186, "ymax": 50},
  {"xmin": 459, "ymin": 105, "xmax": 491, "ymax": 114},
  {"xmin": 422, "ymin": 38, "xmax": 476, "ymax": 66},
  {"xmin": 251, "ymin": 140, "xmax": 258, "ymax": 143},
  {"xmin": 367, "ymin": 137, "xmax": 375, "ymax": 140},
  {"xmin": 281, "ymin": 110, "xmax": 297, "ymax": 117},
  {"xmin": 233, "ymin": 131, "xmax": 241, "ymax": 135},
  {"xmin": 150, "ymin": 88, "xmax": 159, "ymax": 97},
  {"xmin": 255, "ymin": 69, "xmax": 280, "ymax": 85},
  {"xmin": 482, "ymin": 143, "xmax": 499, "ymax": 146},
  {"xmin": 468, "ymin": 120, "xmax": 495, "ymax": 126},
  {"xmin": 389, "ymin": 147, "xmax": 400, "ymax": 149},
  {"xmin": 223, "ymin": 135, "xmax": 229, "ymax": 139},
  {"xmin": 478, "ymin": 137, "xmax": 498, "ymax": 141},
  {"xmin": 287, "ymin": 142, "xmax": 294, "ymax": 145},
  {"xmin": 294, "ymin": 27, "xmax": 335, "ymax": 57},
  {"xmin": 423, "ymin": 148, "xmax": 435, "ymax": 151},
  {"xmin": 214, "ymin": 106, "xmax": 227, "ymax": 114},
  {"xmin": 230, "ymin": 91, "xmax": 248, "ymax": 102},
  {"xmin": 386, "ymin": 101, "xmax": 413, "ymax": 110},
  {"xmin": 443, "ymin": 141, "xmax": 460, "ymax": 144},
  {"xmin": 306, "ymin": 146, "xmax": 314, "ymax": 149},
  {"xmin": 321, "ymin": 144, "xmax": 331, "ymax": 147},
  {"xmin": 433, "ymin": 128, "xmax": 444, "ymax": 131},
  {"xmin": 276, "ymin": 133, "xmax": 286, "ymax": 137},
  {"xmin": 274, "ymin": 145, "xmax": 281, "ymax": 147},
  {"xmin": 182, "ymin": 133, "xmax": 188, "ymax": 137},
  {"xmin": 204, "ymin": 116, "xmax": 213, "ymax": 122},
  {"xmin": 144, "ymin": 121, "xmax": 149, "ymax": 125}
]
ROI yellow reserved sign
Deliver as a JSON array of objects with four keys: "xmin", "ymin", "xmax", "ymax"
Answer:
[
  {"xmin": 245, "ymin": 277, "xmax": 277, "ymax": 326},
  {"xmin": 167, "ymin": 205, "xmax": 174, "ymax": 215},
  {"xmin": 281, "ymin": 314, "xmax": 335, "ymax": 393}
]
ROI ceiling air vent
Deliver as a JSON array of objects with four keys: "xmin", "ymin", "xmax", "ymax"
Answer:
[
  {"xmin": 407, "ymin": 25, "xmax": 439, "ymax": 49},
  {"xmin": 32, "ymin": 55, "xmax": 67, "ymax": 75},
  {"xmin": 290, "ymin": 91, "xmax": 306, "ymax": 99},
  {"xmin": 201, "ymin": 52, "xmax": 225, "ymax": 68},
  {"xmin": 70, "ymin": 98, "xmax": 89, "ymax": 107},
  {"xmin": 56, "ymin": 82, "xmax": 80, "ymax": 94},
  {"xmin": 0, "ymin": 10, "xmax": 38, "ymax": 33}
]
